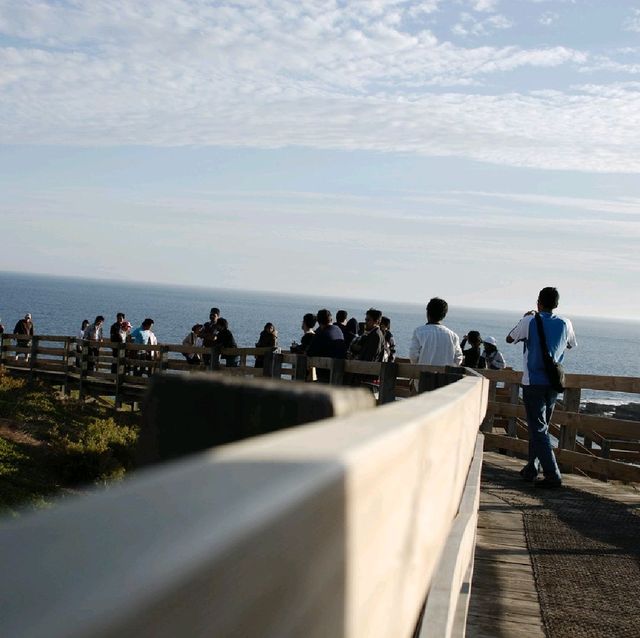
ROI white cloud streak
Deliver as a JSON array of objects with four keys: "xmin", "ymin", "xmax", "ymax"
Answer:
[{"xmin": 0, "ymin": 1, "xmax": 639, "ymax": 172}]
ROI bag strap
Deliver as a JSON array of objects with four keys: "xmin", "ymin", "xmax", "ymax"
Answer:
[{"xmin": 534, "ymin": 312, "xmax": 554, "ymax": 365}]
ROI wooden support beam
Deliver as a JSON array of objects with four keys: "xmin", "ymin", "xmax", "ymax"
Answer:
[
  {"xmin": 377, "ymin": 362, "xmax": 397, "ymax": 405},
  {"xmin": 329, "ymin": 357, "xmax": 345, "ymax": 386}
]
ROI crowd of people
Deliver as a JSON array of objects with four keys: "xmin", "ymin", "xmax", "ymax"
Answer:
[
  {"xmin": 3, "ymin": 287, "xmax": 578, "ymax": 490},
  {"xmin": 0, "ymin": 301, "xmax": 507, "ymax": 373}
]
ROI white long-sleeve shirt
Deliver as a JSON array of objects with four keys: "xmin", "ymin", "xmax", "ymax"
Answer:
[{"xmin": 409, "ymin": 323, "xmax": 463, "ymax": 366}]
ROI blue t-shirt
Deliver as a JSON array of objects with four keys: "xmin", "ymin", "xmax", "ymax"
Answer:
[
  {"xmin": 508, "ymin": 312, "xmax": 577, "ymax": 385},
  {"xmin": 130, "ymin": 327, "xmax": 151, "ymax": 345}
]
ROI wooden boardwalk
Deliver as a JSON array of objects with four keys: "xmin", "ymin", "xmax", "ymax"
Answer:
[{"xmin": 467, "ymin": 451, "xmax": 640, "ymax": 638}]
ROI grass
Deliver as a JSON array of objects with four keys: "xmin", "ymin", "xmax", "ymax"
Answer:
[{"xmin": 0, "ymin": 369, "xmax": 140, "ymax": 516}]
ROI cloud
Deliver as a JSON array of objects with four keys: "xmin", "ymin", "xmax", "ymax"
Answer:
[
  {"xmin": 469, "ymin": 0, "xmax": 500, "ymax": 12},
  {"xmin": 0, "ymin": 1, "xmax": 639, "ymax": 172},
  {"xmin": 539, "ymin": 11, "xmax": 559, "ymax": 26},
  {"xmin": 452, "ymin": 11, "xmax": 513, "ymax": 37},
  {"xmin": 624, "ymin": 8, "xmax": 640, "ymax": 33}
]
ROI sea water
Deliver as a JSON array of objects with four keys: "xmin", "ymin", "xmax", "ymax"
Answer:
[{"xmin": 1, "ymin": 271, "xmax": 638, "ymax": 404}]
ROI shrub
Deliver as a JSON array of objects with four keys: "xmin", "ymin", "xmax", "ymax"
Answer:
[
  {"xmin": 0, "ymin": 371, "xmax": 140, "ymax": 510},
  {"xmin": 51, "ymin": 417, "xmax": 138, "ymax": 484}
]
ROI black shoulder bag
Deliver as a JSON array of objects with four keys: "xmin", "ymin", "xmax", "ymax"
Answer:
[{"xmin": 534, "ymin": 313, "xmax": 565, "ymax": 392}]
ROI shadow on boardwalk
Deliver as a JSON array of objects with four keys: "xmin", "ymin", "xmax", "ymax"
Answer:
[{"xmin": 480, "ymin": 457, "xmax": 640, "ymax": 638}]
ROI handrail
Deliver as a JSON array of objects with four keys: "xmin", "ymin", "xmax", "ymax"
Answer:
[
  {"xmin": 0, "ymin": 374, "xmax": 488, "ymax": 638},
  {"xmin": 2, "ymin": 332, "xmax": 638, "ymax": 480},
  {"xmin": 2, "ymin": 333, "xmax": 639, "ymax": 390}
]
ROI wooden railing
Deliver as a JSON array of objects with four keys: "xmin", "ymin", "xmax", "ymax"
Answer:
[
  {"xmin": 0, "ymin": 333, "xmax": 464, "ymax": 406},
  {"xmin": 479, "ymin": 369, "xmax": 640, "ymax": 482},
  {"xmin": 2, "ymin": 333, "xmax": 639, "ymax": 481},
  {"xmin": 0, "ymin": 371, "xmax": 488, "ymax": 638}
]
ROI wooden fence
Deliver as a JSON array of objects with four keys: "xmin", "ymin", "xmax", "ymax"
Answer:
[
  {"xmin": 2, "ymin": 333, "xmax": 639, "ymax": 482},
  {"xmin": 479, "ymin": 368, "xmax": 640, "ymax": 482},
  {"xmin": 0, "ymin": 371, "xmax": 488, "ymax": 638},
  {"xmin": 0, "ymin": 333, "xmax": 464, "ymax": 406}
]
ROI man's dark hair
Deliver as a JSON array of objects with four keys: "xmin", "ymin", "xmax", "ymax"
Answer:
[
  {"xmin": 95, "ymin": 315, "xmax": 105, "ymax": 324},
  {"xmin": 426, "ymin": 297, "xmax": 448, "ymax": 322},
  {"xmin": 467, "ymin": 330, "xmax": 482, "ymax": 346},
  {"xmin": 538, "ymin": 287, "xmax": 559, "ymax": 310},
  {"xmin": 366, "ymin": 308, "xmax": 382, "ymax": 323},
  {"xmin": 380, "ymin": 316, "xmax": 391, "ymax": 329},
  {"xmin": 302, "ymin": 313, "xmax": 317, "ymax": 330},
  {"xmin": 210, "ymin": 307, "xmax": 220, "ymax": 316},
  {"xmin": 317, "ymin": 309, "xmax": 332, "ymax": 326},
  {"xmin": 117, "ymin": 312, "xmax": 125, "ymax": 321},
  {"xmin": 336, "ymin": 310, "xmax": 348, "ymax": 323},
  {"xmin": 216, "ymin": 317, "xmax": 228, "ymax": 330},
  {"xmin": 142, "ymin": 318, "xmax": 154, "ymax": 329}
]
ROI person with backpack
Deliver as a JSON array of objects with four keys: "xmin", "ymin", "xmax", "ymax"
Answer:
[{"xmin": 506, "ymin": 287, "xmax": 577, "ymax": 488}]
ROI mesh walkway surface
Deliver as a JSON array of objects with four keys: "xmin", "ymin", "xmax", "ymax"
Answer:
[{"xmin": 468, "ymin": 452, "xmax": 640, "ymax": 638}]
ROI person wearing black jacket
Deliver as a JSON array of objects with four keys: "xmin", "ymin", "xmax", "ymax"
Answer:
[
  {"xmin": 349, "ymin": 308, "xmax": 385, "ymax": 362},
  {"xmin": 110, "ymin": 312, "xmax": 126, "ymax": 373},
  {"xmin": 307, "ymin": 309, "xmax": 346, "ymax": 382},
  {"xmin": 291, "ymin": 313, "xmax": 316, "ymax": 354},
  {"xmin": 14, "ymin": 313, "xmax": 34, "ymax": 361},
  {"xmin": 254, "ymin": 323, "xmax": 278, "ymax": 368},
  {"xmin": 215, "ymin": 318, "xmax": 239, "ymax": 367},
  {"xmin": 460, "ymin": 331, "xmax": 486, "ymax": 369}
]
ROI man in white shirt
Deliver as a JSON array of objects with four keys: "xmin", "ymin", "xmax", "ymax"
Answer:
[{"xmin": 409, "ymin": 297, "xmax": 463, "ymax": 367}]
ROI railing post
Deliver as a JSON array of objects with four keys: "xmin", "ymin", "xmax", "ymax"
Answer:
[
  {"xmin": 29, "ymin": 336, "xmax": 39, "ymax": 381},
  {"xmin": 262, "ymin": 350, "xmax": 274, "ymax": 378},
  {"xmin": 378, "ymin": 361, "xmax": 398, "ymax": 404},
  {"xmin": 62, "ymin": 337, "xmax": 71, "ymax": 396},
  {"xmin": 209, "ymin": 348, "xmax": 220, "ymax": 371},
  {"xmin": 294, "ymin": 355, "xmax": 306, "ymax": 382},
  {"xmin": 507, "ymin": 382, "xmax": 519, "ymax": 438},
  {"xmin": 0, "ymin": 332, "xmax": 4, "ymax": 367},
  {"xmin": 418, "ymin": 371, "xmax": 438, "ymax": 393},
  {"xmin": 159, "ymin": 345, "xmax": 169, "ymax": 374},
  {"xmin": 272, "ymin": 352, "xmax": 283, "ymax": 379},
  {"xmin": 114, "ymin": 343, "xmax": 126, "ymax": 409},
  {"xmin": 78, "ymin": 342, "xmax": 89, "ymax": 400},
  {"xmin": 559, "ymin": 387, "xmax": 581, "ymax": 473},
  {"xmin": 480, "ymin": 379, "xmax": 497, "ymax": 433},
  {"xmin": 329, "ymin": 358, "xmax": 345, "ymax": 386}
]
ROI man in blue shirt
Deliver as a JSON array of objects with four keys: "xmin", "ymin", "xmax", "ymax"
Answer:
[{"xmin": 506, "ymin": 287, "xmax": 577, "ymax": 488}]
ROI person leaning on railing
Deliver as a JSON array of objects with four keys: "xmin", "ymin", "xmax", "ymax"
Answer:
[
  {"xmin": 83, "ymin": 316, "xmax": 105, "ymax": 372},
  {"xmin": 182, "ymin": 324, "xmax": 204, "ymax": 365},
  {"xmin": 109, "ymin": 312, "xmax": 127, "ymax": 373},
  {"xmin": 214, "ymin": 318, "xmax": 239, "ymax": 367},
  {"xmin": 13, "ymin": 313, "xmax": 34, "ymax": 361},
  {"xmin": 130, "ymin": 318, "xmax": 156, "ymax": 377},
  {"xmin": 254, "ymin": 323, "xmax": 278, "ymax": 368}
]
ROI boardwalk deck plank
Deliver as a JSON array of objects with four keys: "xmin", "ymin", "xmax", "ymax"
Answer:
[{"xmin": 468, "ymin": 450, "xmax": 640, "ymax": 638}]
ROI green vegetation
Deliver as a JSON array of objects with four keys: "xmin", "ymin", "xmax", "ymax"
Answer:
[{"xmin": 0, "ymin": 370, "xmax": 139, "ymax": 516}]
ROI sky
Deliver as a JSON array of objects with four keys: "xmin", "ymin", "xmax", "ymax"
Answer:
[{"xmin": 1, "ymin": 0, "xmax": 639, "ymax": 319}]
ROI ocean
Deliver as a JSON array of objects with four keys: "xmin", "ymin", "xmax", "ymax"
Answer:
[{"xmin": 1, "ymin": 271, "xmax": 638, "ymax": 404}]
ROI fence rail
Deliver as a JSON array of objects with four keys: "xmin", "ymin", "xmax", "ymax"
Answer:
[
  {"xmin": 2, "ymin": 333, "xmax": 639, "ymax": 481},
  {"xmin": 479, "ymin": 368, "xmax": 640, "ymax": 482},
  {"xmin": 0, "ymin": 369, "xmax": 487, "ymax": 638}
]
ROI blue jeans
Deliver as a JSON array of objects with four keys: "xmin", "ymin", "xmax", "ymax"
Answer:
[{"xmin": 522, "ymin": 385, "xmax": 562, "ymax": 481}]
